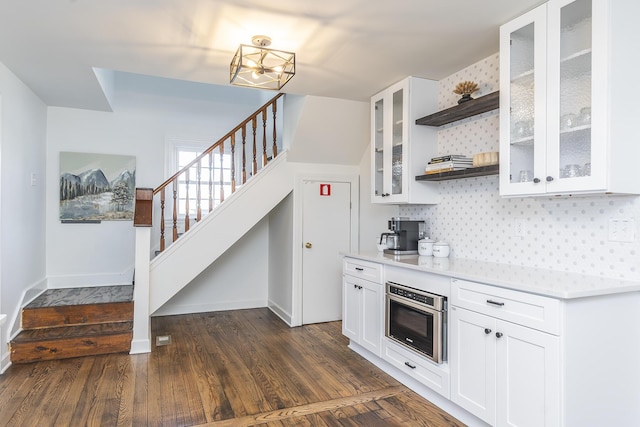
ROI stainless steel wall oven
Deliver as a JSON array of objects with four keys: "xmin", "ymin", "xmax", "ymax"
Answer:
[{"xmin": 385, "ymin": 282, "xmax": 447, "ymax": 363}]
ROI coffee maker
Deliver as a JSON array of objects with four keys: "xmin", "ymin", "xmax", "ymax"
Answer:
[{"xmin": 380, "ymin": 217, "xmax": 425, "ymax": 255}]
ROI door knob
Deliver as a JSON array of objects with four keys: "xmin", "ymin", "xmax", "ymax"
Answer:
[{"xmin": 305, "ymin": 242, "xmax": 312, "ymax": 249}]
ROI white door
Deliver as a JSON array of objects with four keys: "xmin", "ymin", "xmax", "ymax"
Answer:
[{"xmin": 302, "ymin": 180, "xmax": 351, "ymax": 324}]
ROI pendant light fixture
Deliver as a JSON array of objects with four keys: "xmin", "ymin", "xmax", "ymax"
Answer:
[{"xmin": 230, "ymin": 36, "xmax": 296, "ymax": 90}]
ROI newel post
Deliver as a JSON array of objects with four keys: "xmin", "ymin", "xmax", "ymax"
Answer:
[{"xmin": 131, "ymin": 188, "xmax": 152, "ymax": 354}]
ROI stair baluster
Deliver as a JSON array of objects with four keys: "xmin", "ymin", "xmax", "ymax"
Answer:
[
  {"xmin": 242, "ymin": 125, "xmax": 247, "ymax": 184},
  {"xmin": 208, "ymin": 151, "xmax": 214, "ymax": 213},
  {"xmin": 272, "ymin": 101, "xmax": 278, "ymax": 158},
  {"xmin": 219, "ymin": 142, "xmax": 225, "ymax": 203},
  {"xmin": 184, "ymin": 168, "xmax": 190, "ymax": 233},
  {"xmin": 231, "ymin": 134, "xmax": 236, "ymax": 193},
  {"xmin": 196, "ymin": 161, "xmax": 202, "ymax": 222},
  {"xmin": 160, "ymin": 188, "xmax": 165, "ymax": 252},
  {"xmin": 262, "ymin": 109, "xmax": 268, "ymax": 167},
  {"xmin": 172, "ymin": 180, "xmax": 178, "ymax": 242},
  {"xmin": 252, "ymin": 116, "xmax": 258, "ymax": 176}
]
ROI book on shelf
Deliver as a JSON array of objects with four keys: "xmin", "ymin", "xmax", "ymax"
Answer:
[
  {"xmin": 424, "ymin": 166, "xmax": 468, "ymax": 175},
  {"xmin": 428, "ymin": 154, "xmax": 471, "ymax": 164},
  {"xmin": 425, "ymin": 160, "xmax": 472, "ymax": 172}
]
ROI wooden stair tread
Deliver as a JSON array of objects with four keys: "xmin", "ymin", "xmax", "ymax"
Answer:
[
  {"xmin": 11, "ymin": 321, "xmax": 133, "ymax": 343},
  {"xmin": 26, "ymin": 285, "xmax": 133, "ymax": 308}
]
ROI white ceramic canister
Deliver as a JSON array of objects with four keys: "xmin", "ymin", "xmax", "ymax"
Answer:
[
  {"xmin": 432, "ymin": 241, "xmax": 450, "ymax": 258},
  {"xmin": 417, "ymin": 238, "xmax": 435, "ymax": 256}
]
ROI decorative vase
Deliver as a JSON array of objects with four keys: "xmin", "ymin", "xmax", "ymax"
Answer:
[{"xmin": 457, "ymin": 94, "xmax": 473, "ymax": 104}]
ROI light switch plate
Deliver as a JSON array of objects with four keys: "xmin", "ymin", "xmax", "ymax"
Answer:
[{"xmin": 608, "ymin": 218, "xmax": 635, "ymax": 242}]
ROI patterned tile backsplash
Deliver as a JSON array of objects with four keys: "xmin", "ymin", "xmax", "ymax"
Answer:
[{"xmin": 399, "ymin": 53, "xmax": 640, "ymax": 281}]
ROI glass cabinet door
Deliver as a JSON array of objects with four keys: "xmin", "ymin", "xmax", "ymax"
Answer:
[
  {"xmin": 500, "ymin": 5, "xmax": 547, "ymax": 196},
  {"xmin": 373, "ymin": 97, "xmax": 384, "ymax": 197},
  {"xmin": 391, "ymin": 88, "xmax": 404, "ymax": 196},
  {"xmin": 548, "ymin": 0, "xmax": 594, "ymax": 188}
]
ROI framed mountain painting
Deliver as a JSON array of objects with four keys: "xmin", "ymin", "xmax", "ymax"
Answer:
[{"xmin": 59, "ymin": 152, "xmax": 136, "ymax": 221}]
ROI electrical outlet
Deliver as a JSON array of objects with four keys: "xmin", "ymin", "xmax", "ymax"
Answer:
[
  {"xmin": 608, "ymin": 218, "xmax": 636, "ymax": 242},
  {"xmin": 514, "ymin": 219, "xmax": 526, "ymax": 237}
]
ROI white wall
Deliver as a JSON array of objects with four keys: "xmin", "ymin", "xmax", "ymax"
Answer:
[
  {"xmin": 285, "ymin": 95, "xmax": 370, "ymax": 165},
  {"xmin": 152, "ymin": 217, "xmax": 270, "ymax": 316},
  {"xmin": 0, "ymin": 62, "xmax": 47, "ymax": 370}
]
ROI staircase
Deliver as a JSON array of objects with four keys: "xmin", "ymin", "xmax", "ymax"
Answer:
[{"xmin": 10, "ymin": 286, "xmax": 133, "ymax": 363}]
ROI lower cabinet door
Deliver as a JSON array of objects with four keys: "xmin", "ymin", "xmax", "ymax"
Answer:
[
  {"xmin": 495, "ymin": 320, "xmax": 560, "ymax": 427},
  {"xmin": 359, "ymin": 279, "xmax": 382, "ymax": 356},
  {"xmin": 342, "ymin": 276, "xmax": 361, "ymax": 342},
  {"xmin": 450, "ymin": 306, "xmax": 497, "ymax": 425}
]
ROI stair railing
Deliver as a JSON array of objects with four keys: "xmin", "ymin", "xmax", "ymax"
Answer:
[{"xmin": 136, "ymin": 93, "xmax": 284, "ymax": 254}]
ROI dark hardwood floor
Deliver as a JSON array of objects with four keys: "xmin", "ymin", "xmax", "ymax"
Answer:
[{"xmin": 0, "ymin": 308, "xmax": 465, "ymax": 426}]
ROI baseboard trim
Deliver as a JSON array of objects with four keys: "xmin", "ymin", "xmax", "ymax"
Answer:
[
  {"xmin": 268, "ymin": 301, "xmax": 293, "ymax": 326},
  {"xmin": 0, "ymin": 352, "xmax": 11, "ymax": 374},
  {"xmin": 47, "ymin": 267, "xmax": 134, "ymax": 289},
  {"xmin": 151, "ymin": 299, "xmax": 267, "ymax": 317},
  {"xmin": 129, "ymin": 339, "xmax": 152, "ymax": 354}
]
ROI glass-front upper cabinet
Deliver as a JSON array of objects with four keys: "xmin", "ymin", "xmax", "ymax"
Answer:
[
  {"xmin": 500, "ymin": 0, "xmax": 639, "ymax": 197},
  {"xmin": 371, "ymin": 77, "xmax": 439, "ymax": 204},
  {"xmin": 500, "ymin": 5, "xmax": 547, "ymax": 196}
]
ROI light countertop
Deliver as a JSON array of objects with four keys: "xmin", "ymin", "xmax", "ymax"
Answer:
[{"xmin": 343, "ymin": 251, "xmax": 640, "ymax": 299}]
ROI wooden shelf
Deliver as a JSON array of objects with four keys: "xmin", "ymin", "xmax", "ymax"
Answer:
[
  {"xmin": 415, "ymin": 164, "xmax": 499, "ymax": 182},
  {"xmin": 415, "ymin": 91, "xmax": 500, "ymax": 127}
]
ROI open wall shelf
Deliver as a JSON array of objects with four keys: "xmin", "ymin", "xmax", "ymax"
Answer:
[
  {"xmin": 415, "ymin": 91, "xmax": 500, "ymax": 127},
  {"xmin": 415, "ymin": 164, "xmax": 499, "ymax": 181}
]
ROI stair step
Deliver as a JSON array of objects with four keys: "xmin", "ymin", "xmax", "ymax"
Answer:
[
  {"xmin": 22, "ymin": 286, "xmax": 133, "ymax": 329},
  {"xmin": 10, "ymin": 321, "xmax": 133, "ymax": 363}
]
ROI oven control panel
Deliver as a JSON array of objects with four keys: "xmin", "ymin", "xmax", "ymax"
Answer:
[{"xmin": 386, "ymin": 282, "xmax": 445, "ymax": 311}]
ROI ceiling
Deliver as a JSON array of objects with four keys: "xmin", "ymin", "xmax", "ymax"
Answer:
[{"xmin": 0, "ymin": 0, "xmax": 545, "ymax": 111}]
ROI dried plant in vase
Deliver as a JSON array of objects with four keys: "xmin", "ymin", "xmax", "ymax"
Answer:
[{"xmin": 453, "ymin": 81, "xmax": 479, "ymax": 104}]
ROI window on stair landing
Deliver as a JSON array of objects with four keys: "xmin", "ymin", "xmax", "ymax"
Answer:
[{"xmin": 176, "ymin": 146, "xmax": 232, "ymax": 218}]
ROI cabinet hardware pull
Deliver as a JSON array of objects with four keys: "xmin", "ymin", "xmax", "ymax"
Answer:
[
  {"xmin": 533, "ymin": 177, "xmax": 540, "ymax": 183},
  {"xmin": 358, "ymin": 285, "xmax": 363, "ymax": 290},
  {"xmin": 355, "ymin": 267, "xmax": 364, "ymax": 271},
  {"xmin": 484, "ymin": 328, "xmax": 492, "ymax": 335},
  {"xmin": 486, "ymin": 299, "xmax": 505, "ymax": 307},
  {"xmin": 404, "ymin": 361, "xmax": 416, "ymax": 369},
  {"xmin": 546, "ymin": 176, "xmax": 554, "ymax": 182},
  {"xmin": 353, "ymin": 284, "xmax": 358, "ymax": 289},
  {"xmin": 496, "ymin": 332, "xmax": 504, "ymax": 338}
]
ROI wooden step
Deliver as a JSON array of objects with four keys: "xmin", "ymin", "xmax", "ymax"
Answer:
[
  {"xmin": 10, "ymin": 321, "xmax": 133, "ymax": 363},
  {"xmin": 22, "ymin": 286, "xmax": 133, "ymax": 329},
  {"xmin": 22, "ymin": 301, "xmax": 134, "ymax": 329},
  {"xmin": 11, "ymin": 285, "xmax": 134, "ymax": 364}
]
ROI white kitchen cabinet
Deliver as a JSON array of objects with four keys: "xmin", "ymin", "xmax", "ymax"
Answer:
[
  {"xmin": 371, "ymin": 76, "xmax": 439, "ymax": 204},
  {"xmin": 450, "ymin": 306, "xmax": 560, "ymax": 427},
  {"xmin": 450, "ymin": 279, "xmax": 560, "ymax": 427},
  {"xmin": 499, "ymin": 0, "xmax": 640, "ymax": 196},
  {"xmin": 342, "ymin": 258, "xmax": 384, "ymax": 356}
]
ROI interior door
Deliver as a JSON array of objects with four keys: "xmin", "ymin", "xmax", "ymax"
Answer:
[{"xmin": 302, "ymin": 180, "xmax": 351, "ymax": 324}]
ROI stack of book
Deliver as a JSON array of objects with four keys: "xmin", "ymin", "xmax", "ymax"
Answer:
[{"xmin": 425, "ymin": 155, "xmax": 473, "ymax": 174}]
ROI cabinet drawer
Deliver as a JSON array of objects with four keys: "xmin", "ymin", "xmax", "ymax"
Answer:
[
  {"xmin": 451, "ymin": 279, "xmax": 561, "ymax": 335},
  {"xmin": 383, "ymin": 338, "xmax": 450, "ymax": 399},
  {"xmin": 343, "ymin": 258, "xmax": 383, "ymax": 283}
]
